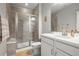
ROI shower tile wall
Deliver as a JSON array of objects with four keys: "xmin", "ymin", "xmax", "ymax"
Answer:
[
  {"xmin": 7, "ymin": 5, "xmax": 24, "ymax": 43},
  {"xmin": 32, "ymin": 5, "xmax": 39, "ymax": 42},
  {"xmin": 51, "ymin": 14, "xmax": 58, "ymax": 31},
  {"xmin": 6, "ymin": 4, "xmax": 16, "ymax": 56},
  {"xmin": 0, "ymin": 4, "xmax": 10, "ymax": 55},
  {"xmin": 7, "ymin": 4, "xmax": 16, "ymax": 38},
  {"xmin": 32, "ymin": 17, "xmax": 39, "ymax": 42}
]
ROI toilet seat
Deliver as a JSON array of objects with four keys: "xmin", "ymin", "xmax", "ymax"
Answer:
[
  {"xmin": 32, "ymin": 42, "xmax": 41, "ymax": 48},
  {"xmin": 32, "ymin": 42, "xmax": 41, "ymax": 56},
  {"xmin": 32, "ymin": 42, "xmax": 41, "ymax": 46}
]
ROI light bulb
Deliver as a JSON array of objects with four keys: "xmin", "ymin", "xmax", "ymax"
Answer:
[
  {"xmin": 25, "ymin": 3, "xmax": 28, "ymax": 6},
  {"xmin": 31, "ymin": 17, "xmax": 35, "ymax": 21}
]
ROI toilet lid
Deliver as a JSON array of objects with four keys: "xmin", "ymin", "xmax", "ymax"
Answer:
[{"xmin": 32, "ymin": 42, "xmax": 41, "ymax": 46}]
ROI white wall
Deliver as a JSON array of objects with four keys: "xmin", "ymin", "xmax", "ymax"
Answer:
[
  {"xmin": 41, "ymin": 3, "xmax": 52, "ymax": 33},
  {"xmin": 39, "ymin": 4, "xmax": 42, "ymax": 39},
  {"xmin": 38, "ymin": 3, "xmax": 52, "ymax": 39},
  {"xmin": 57, "ymin": 4, "xmax": 79, "ymax": 30},
  {"xmin": 0, "ymin": 4, "xmax": 9, "ymax": 55}
]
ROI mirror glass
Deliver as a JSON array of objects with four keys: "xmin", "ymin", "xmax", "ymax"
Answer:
[
  {"xmin": 76, "ymin": 11, "xmax": 79, "ymax": 32},
  {"xmin": 51, "ymin": 3, "xmax": 78, "ymax": 32}
]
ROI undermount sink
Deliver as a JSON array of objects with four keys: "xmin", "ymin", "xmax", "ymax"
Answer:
[
  {"xmin": 55, "ymin": 34, "xmax": 79, "ymax": 40},
  {"xmin": 55, "ymin": 35, "xmax": 70, "ymax": 39},
  {"xmin": 51, "ymin": 32, "xmax": 79, "ymax": 39}
]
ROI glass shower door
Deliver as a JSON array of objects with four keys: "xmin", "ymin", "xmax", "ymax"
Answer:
[
  {"xmin": 23, "ymin": 16, "xmax": 32, "ymax": 46},
  {"xmin": 17, "ymin": 14, "xmax": 32, "ymax": 49}
]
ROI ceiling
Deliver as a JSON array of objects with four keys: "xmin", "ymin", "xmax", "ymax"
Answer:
[
  {"xmin": 11, "ymin": 3, "xmax": 72, "ymax": 14},
  {"xmin": 11, "ymin": 3, "xmax": 38, "ymax": 10},
  {"xmin": 51, "ymin": 3, "xmax": 72, "ymax": 13}
]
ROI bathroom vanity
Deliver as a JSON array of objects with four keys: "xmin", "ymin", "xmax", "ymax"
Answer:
[{"xmin": 41, "ymin": 32, "xmax": 79, "ymax": 56}]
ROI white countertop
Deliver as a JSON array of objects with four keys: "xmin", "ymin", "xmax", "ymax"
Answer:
[{"xmin": 41, "ymin": 32, "xmax": 79, "ymax": 48}]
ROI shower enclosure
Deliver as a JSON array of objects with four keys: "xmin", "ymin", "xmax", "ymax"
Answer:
[{"xmin": 16, "ymin": 13, "xmax": 39, "ymax": 49}]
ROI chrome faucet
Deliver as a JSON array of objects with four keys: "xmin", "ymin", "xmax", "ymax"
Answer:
[{"xmin": 62, "ymin": 25, "xmax": 67, "ymax": 36}]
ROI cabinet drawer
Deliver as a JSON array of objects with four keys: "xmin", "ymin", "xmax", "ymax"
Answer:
[
  {"xmin": 41, "ymin": 37, "xmax": 54, "ymax": 46},
  {"xmin": 56, "ymin": 41, "xmax": 79, "ymax": 56}
]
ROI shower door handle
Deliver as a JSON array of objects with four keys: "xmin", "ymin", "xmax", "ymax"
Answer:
[{"xmin": 29, "ymin": 40, "xmax": 31, "ymax": 46}]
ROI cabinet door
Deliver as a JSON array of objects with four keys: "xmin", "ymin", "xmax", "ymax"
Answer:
[
  {"xmin": 41, "ymin": 40, "xmax": 54, "ymax": 56},
  {"xmin": 55, "ymin": 49, "xmax": 69, "ymax": 56},
  {"xmin": 55, "ymin": 52, "xmax": 64, "ymax": 56}
]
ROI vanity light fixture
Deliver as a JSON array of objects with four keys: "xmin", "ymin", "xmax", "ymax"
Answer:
[{"xmin": 31, "ymin": 17, "xmax": 35, "ymax": 21}]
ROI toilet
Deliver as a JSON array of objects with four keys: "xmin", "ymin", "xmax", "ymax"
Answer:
[{"xmin": 32, "ymin": 42, "xmax": 41, "ymax": 56}]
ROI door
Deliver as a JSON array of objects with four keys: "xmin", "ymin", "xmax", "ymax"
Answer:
[
  {"xmin": 41, "ymin": 40, "xmax": 54, "ymax": 56},
  {"xmin": 17, "ymin": 14, "xmax": 32, "ymax": 43},
  {"xmin": 23, "ymin": 16, "xmax": 32, "ymax": 42}
]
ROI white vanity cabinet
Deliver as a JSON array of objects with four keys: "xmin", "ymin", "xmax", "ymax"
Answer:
[
  {"xmin": 41, "ymin": 34, "xmax": 79, "ymax": 56},
  {"xmin": 41, "ymin": 37, "xmax": 54, "ymax": 56}
]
